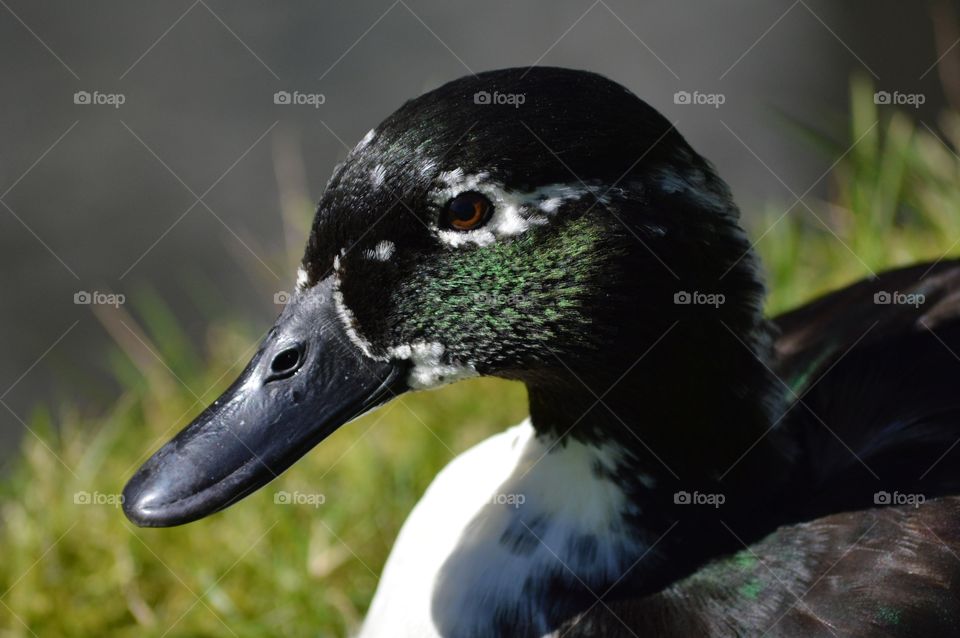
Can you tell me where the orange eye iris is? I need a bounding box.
[443,192,492,231]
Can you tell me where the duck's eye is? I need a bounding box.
[442,192,492,231]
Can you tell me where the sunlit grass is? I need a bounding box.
[761,77,960,314]
[2,82,959,637]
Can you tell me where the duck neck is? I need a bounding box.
[520,322,798,593]
[427,328,796,638]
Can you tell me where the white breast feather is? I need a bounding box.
[359,420,641,638]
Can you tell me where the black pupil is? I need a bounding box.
[272,348,300,373]
[450,194,482,220]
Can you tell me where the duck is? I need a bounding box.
[122,67,960,637]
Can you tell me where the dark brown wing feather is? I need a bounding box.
[774,260,960,385]
[561,499,960,637]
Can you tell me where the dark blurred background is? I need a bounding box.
[2,0,958,463]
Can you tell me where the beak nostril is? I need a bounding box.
[272,348,300,372]
[266,346,304,382]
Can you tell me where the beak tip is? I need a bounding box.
[122,476,161,527]
[122,505,159,528]
[122,471,190,528]
[121,463,238,528]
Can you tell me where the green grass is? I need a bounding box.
[761,77,960,314]
[2,81,960,637]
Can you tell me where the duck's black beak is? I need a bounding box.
[122,278,405,527]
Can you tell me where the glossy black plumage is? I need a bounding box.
[561,260,960,637]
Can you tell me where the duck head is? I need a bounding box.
[123,67,780,528]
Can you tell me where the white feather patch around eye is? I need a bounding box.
[432,171,608,248]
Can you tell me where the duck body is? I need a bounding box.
[363,258,960,638]
[121,67,960,637]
